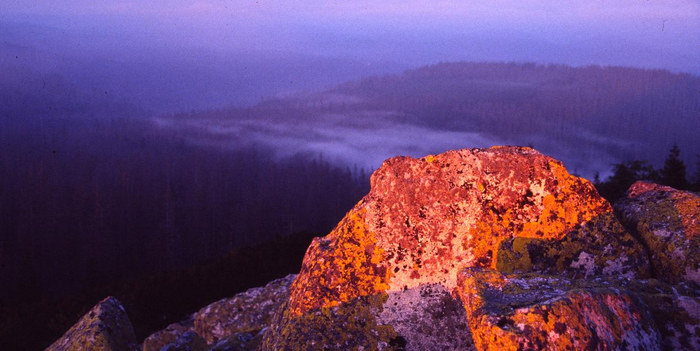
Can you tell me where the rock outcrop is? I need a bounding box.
[48,146,700,351]
[46,296,137,351]
[615,181,700,285]
[261,146,652,349]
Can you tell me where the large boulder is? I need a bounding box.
[46,296,137,351]
[262,146,650,349]
[615,181,700,285]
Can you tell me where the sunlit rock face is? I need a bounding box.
[287,146,645,314]
[457,268,661,351]
[262,146,651,349]
[46,297,137,351]
[615,181,700,285]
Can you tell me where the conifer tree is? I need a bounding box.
[595,160,656,203]
[692,154,700,192]
[660,144,688,190]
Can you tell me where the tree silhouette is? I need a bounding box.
[660,144,688,190]
[691,154,700,192]
[595,160,657,203]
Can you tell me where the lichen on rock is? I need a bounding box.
[46,296,138,351]
[286,147,622,314]
[496,211,649,279]
[376,284,475,351]
[141,274,295,351]
[457,268,662,351]
[261,294,400,350]
[142,320,192,351]
[623,279,700,350]
[615,181,700,285]
[265,146,640,350]
[193,274,296,344]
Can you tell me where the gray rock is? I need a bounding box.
[47,296,137,351]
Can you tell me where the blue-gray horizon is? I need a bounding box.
[3,0,699,74]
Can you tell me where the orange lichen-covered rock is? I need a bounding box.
[615,181,700,285]
[286,209,390,316]
[496,211,649,279]
[46,297,137,351]
[287,147,625,316]
[265,146,647,349]
[457,268,661,351]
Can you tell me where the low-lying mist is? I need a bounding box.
[155,62,700,180]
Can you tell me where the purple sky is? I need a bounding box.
[3,0,698,72]
[2,1,698,112]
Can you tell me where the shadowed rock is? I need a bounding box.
[193,274,295,345]
[160,330,207,351]
[376,284,476,350]
[142,274,295,351]
[623,279,699,350]
[46,296,137,351]
[142,320,192,351]
[615,181,700,285]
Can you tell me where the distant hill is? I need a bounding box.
[161,62,700,179]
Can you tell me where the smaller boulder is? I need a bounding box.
[209,329,266,351]
[193,274,296,345]
[161,330,207,351]
[141,320,192,351]
[141,275,295,350]
[615,181,700,285]
[46,296,137,351]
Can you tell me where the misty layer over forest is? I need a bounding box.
[160,62,700,179]
[0,115,368,303]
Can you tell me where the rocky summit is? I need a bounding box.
[49,146,699,350]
